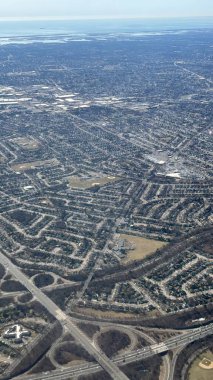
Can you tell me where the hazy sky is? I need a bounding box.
[0,0,213,20]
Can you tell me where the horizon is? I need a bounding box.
[0,0,212,20]
[0,15,213,22]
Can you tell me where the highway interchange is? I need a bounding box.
[16,323,213,380]
[0,25,212,380]
[1,250,212,380]
[0,250,128,380]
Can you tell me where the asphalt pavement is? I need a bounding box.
[17,322,213,380]
[1,251,212,380]
[0,251,129,380]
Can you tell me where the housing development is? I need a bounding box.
[0,26,212,380]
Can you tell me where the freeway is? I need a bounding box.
[17,322,213,380]
[17,363,101,380]
[0,251,129,380]
[114,323,213,365]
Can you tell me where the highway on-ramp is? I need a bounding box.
[17,322,213,380]
[114,323,213,365]
[1,250,213,380]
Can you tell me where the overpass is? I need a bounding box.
[16,323,213,380]
[0,250,129,380]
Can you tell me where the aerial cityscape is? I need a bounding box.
[0,11,212,380]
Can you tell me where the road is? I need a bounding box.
[164,354,171,380]
[168,345,185,380]
[16,322,213,380]
[0,251,129,380]
[114,323,213,365]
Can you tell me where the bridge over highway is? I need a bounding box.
[1,250,212,380]
[0,251,129,380]
[16,323,213,380]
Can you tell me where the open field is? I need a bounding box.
[75,307,140,320]
[67,175,119,189]
[11,137,40,150]
[11,159,59,172]
[120,234,167,262]
[188,350,213,380]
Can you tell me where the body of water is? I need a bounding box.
[0,17,212,38]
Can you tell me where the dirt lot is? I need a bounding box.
[11,159,59,172]
[67,175,119,189]
[119,234,167,262]
[188,350,213,380]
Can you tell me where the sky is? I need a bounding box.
[0,0,212,20]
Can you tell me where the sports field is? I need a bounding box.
[188,350,213,380]
[12,137,40,150]
[67,175,119,189]
[11,158,58,172]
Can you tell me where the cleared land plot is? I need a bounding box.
[11,159,59,172]
[75,307,141,320]
[67,175,119,189]
[188,350,213,380]
[11,137,40,150]
[120,234,167,262]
